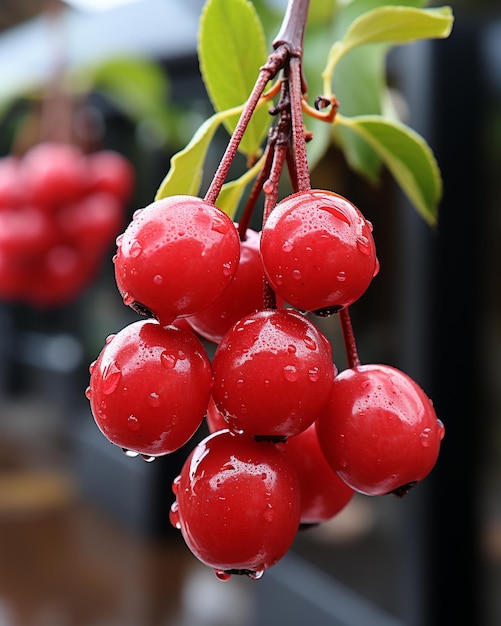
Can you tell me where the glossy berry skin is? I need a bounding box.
[87,319,212,457]
[284,424,354,525]
[21,141,88,208]
[186,228,264,344]
[315,364,445,496]
[114,196,240,325]
[260,189,378,314]
[170,429,301,578]
[87,150,135,201]
[211,308,335,438]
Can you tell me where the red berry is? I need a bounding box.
[211,308,335,438]
[186,228,264,343]
[206,395,227,434]
[87,319,212,457]
[21,142,88,208]
[58,191,123,251]
[87,150,135,201]
[113,196,241,325]
[0,156,24,208]
[170,429,301,578]
[315,364,445,496]
[284,424,354,525]
[260,189,378,314]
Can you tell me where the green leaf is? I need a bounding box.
[344,5,454,46]
[216,155,265,219]
[155,105,243,200]
[332,45,388,181]
[337,114,442,224]
[198,0,271,157]
[324,6,454,75]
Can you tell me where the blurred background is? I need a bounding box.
[0,0,499,624]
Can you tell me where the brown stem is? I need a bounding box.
[339,307,361,369]
[204,47,288,206]
[273,0,311,57]
[237,138,276,240]
[289,56,311,193]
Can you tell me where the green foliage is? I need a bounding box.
[337,114,442,225]
[155,104,246,201]
[159,0,453,224]
[198,0,271,158]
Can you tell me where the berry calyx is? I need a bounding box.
[260,189,378,313]
[315,364,445,496]
[87,319,212,457]
[113,195,241,325]
[170,429,301,579]
[211,308,335,438]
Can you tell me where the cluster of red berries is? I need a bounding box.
[0,141,134,308]
[86,190,444,580]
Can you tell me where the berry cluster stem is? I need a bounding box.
[203,48,287,206]
[339,307,361,369]
[203,0,311,207]
[289,56,311,193]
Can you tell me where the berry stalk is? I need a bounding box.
[203,0,311,206]
[339,307,361,369]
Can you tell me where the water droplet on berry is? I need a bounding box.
[264,506,274,522]
[141,454,156,462]
[249,569,264,580]
[148,392,161,407]
[292,269,302,280]
[123,292,134,306]
[420,428,432,447]
[373,257,380,277]
[356,235,371,255]
[275,274,283,286]
[282,241,293,253]
[336,271,347,282]
[129,240,143,258]
[325,204,351,226]
[153,274,163,285]
[115,233,124,246]
[305,246,313,256]
[84,386,91,399]
[127,415,140,430]
[132,208,143,220]
[214,570,231,581]
[211,214,230,234]
[339,458,348,468]
[437,419,445,440]
[161,351,177,369]
[283,365,298,382]
[172,475,181,495]
[169,502,181,529]
[222,261,234,276]
[122,448,139,458]
[102,361,121,394]
[303,336,317,351]
[308,367,320,382]
[287,344,297,354]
